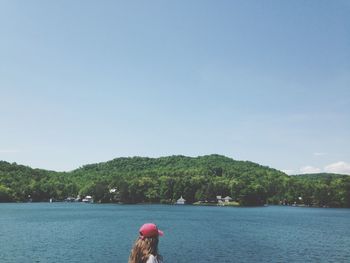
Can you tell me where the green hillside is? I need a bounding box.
[0,155,349,207]
[70,155,288,205]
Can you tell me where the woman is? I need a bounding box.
[128,223,164,263]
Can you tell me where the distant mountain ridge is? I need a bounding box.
[292,173,349,179]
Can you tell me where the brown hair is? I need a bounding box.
[128,236,162,263]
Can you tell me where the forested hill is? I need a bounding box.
[0,155,349,207]
[70,155,288,205]
[73,154,284,179]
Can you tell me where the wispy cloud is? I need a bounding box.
[0,149,20,154]
[324,161,350,175]
[313,152,327,156]
[298,161,350,175]
[300,166,322,174]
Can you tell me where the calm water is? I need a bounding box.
[0,204,349,263]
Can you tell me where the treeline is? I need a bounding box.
[0,155,349,207]
[285,173,350,207]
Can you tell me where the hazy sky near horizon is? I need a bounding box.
[1,0,349,174]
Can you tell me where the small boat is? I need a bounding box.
[64,197,75,202]
[82,195,94,203]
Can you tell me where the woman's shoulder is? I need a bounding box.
[146,254,163,263]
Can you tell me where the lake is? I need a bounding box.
[0,203,349,263]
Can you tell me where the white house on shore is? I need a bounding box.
[223,196,233,203]
[216,195,233,205]
[176,196,186,205]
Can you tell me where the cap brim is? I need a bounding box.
[158,230,164,236]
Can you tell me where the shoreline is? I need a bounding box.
[1,201,348,209]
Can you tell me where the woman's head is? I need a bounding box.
[139,223,163,239]
[128,223,163,263]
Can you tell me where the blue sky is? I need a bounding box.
[0,0,349,174]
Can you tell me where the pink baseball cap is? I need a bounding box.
[139,223,164,238]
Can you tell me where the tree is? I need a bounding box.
[0,185,12,202]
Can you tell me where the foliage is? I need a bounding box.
[0,156,349,207]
